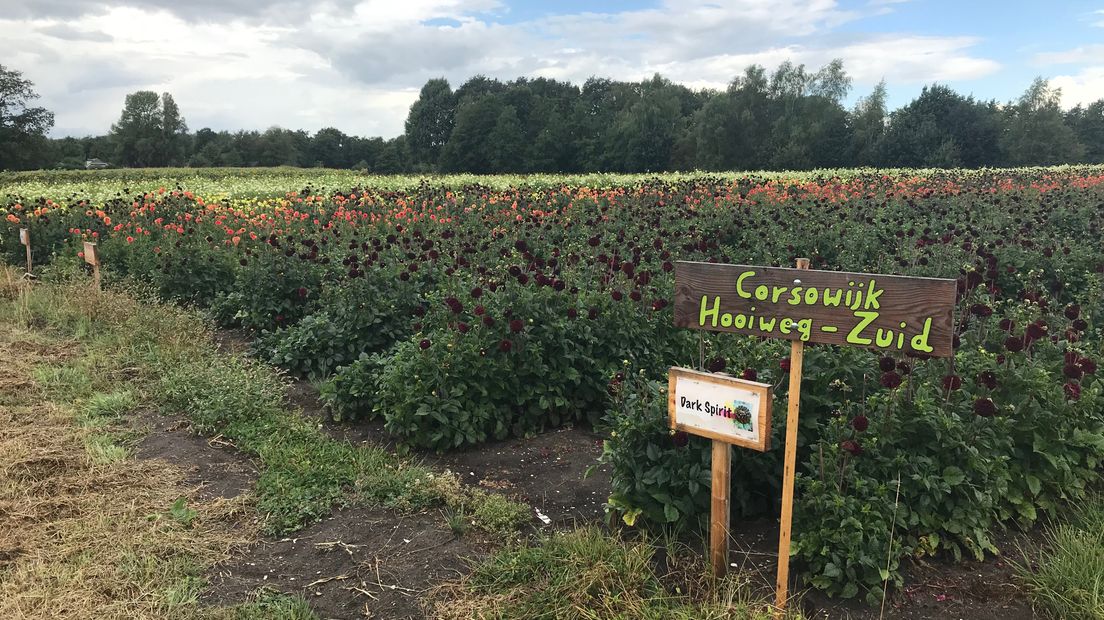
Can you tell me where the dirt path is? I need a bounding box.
[202,507,484,620]
[289,380,613,527]
[132,400,492,619]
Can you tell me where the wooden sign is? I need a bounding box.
[668,367,773,577]
[668,367,771,451]
[671,258,958,614]
[19,228,31,275]
[673,262,957,357]
[82,242,101,290]
[82,241,99,266]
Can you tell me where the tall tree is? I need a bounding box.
[258,127,304,166]
[0,65,54,170]
[160,92,188,166]
[766,59,851,169]
[608,75,684,172]
[110,91,164,167]
[1000,78,1084,165]
[487,105,525,173]
[310,127,350,168]
[1066,100,1104,163]
[850,80,888,166]
[439,95,502,173]
[692,65,773,171]
[574,78,635,171]
[880,85,1001,168]
[404,78,456,168]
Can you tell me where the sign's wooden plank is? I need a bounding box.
[673,261,957,357]
[83,241,99,266]
[668,367,772,452]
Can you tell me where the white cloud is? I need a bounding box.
[1033,44,1104,66]
[1051,66,1104,107]
[0,0,1006,138]
[1032,42,1104,108]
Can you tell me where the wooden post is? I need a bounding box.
[775,257,810,612]
[20,228,31,275]
[83,241,100,290]
[710,439,731,577]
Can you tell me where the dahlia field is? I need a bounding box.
[3,166,1102,601]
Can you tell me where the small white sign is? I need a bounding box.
[668,367,772,451]
[19,228,28,246]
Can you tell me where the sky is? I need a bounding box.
[1,0,1102,139]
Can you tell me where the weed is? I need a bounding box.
[468,489,532,536]
[171,497,199,527]
[445,505,471,539]
[1015,495,1104,619]
[435,527,795,619]
[203,588,318,620]
[85,432,129,464]
[82,389,138,426]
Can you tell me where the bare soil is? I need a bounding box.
[203,507,488,620]
[288,379,612,526]
[135,411,258,500]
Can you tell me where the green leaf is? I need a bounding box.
[663,503,680,523]
[1025,474,1041,496]
[942,466,965,487]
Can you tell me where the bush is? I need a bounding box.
[257,272,418,379]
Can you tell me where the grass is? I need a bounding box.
[0,297,311,619]
[5,268,530,538]
[435,527,797,619]
[82,390,138,425]
[1015,494,1104,619]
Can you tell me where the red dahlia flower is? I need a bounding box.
[880,371,902,389]
[976,371,998,390]
[973,397,997,417]
[841,439,863,456]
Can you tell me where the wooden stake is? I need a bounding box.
[20,228,31,275]
[775,257,810,613]
[83,241,100,290]
[710,439,731,577]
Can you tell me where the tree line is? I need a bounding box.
[1,61,1102,173]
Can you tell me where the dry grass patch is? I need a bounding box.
[0,309,257,620]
